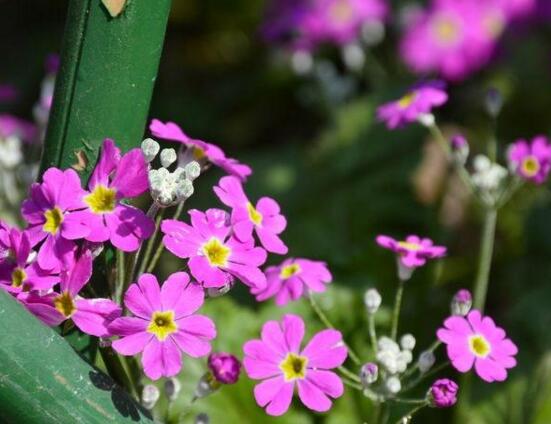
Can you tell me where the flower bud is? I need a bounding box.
[195,413,210,424]
[141,138,160,162]
[400,334,416,351]
[451,289,472,316]
[185,161,201,181]
[418,350,435,373]
[428,378,458,408]
[208,353,241,385]
[364,288,382,314]
[484,88,504,118]
[360,362,378,386]
[385,376,401,394]
[194,373,219,399]
[397,258,414,281]
[141,384,160,410]
[450,134,469,165]
[164,377,181,402]
[417,113,435,127]
[160,148,177,168]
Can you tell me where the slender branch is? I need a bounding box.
[390,281,404,341]
[308,292,362,365]
[115,250,125,305]
[395,402,429,424]
[368,313,378,354]
[137,208,165,278]
[402,361,450,392]
[338,365,362,383]
[473,209,497,312]
[342,377,363,391]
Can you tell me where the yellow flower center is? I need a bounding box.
[84,184,117,214]
[280,263,301,279]
[202,237,231,267]
[398,241,421,251]
[330,0,353,23]
[247,202,263,226]
[54,291,76,318]
[398,92,417,109]
[43,207,64,235]
[432,15,461,45]
[193,147,206,160]
[147,310,178,341]
[521,156,540,177]
[11,267,27,288]
[469,334,491,358]
[280,353,308,382]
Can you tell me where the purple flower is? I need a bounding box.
[22,168,90,270]
[377,81,448,129]
[109,272,216,380]
[161,209,267,290]
[214,176,288,254]
[376,234,446,269]
[0,114,37,143]
[253,258,332,305]
[429,378,458,408]
[150,119,252,181]
[208,352,242,384]
[507,136,551,184]
[243,314,347,416]
[74,139,155,252]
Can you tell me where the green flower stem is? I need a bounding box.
[342,378,364,391]
[99,346,138,399]
[402,361,450,392]
[308,292,362,365]
[115,249,125,304]
[338,365,362,383]
[137,208,165,278]
[473,208,497,312]
[395,402,429,424]
[401,340,441,380]
[390,280,404,341]
[368,313,378,354]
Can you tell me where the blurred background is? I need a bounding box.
[2,0,551,422]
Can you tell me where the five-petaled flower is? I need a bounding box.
[252,258,332,306]
[376,234,446,273]
[161,208,267,290]
[507,136,551,184]
[214,175,288,254]
[243,314,347,416]
[109,272,216,380]
[437,310,518,382]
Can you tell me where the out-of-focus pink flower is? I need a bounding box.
[243,314,347,416]
[437,310,518,382]
[507,136,551,184]
[109,272,216,380]
[252,258,332,305]
[376,234,446,269]
[0,114,37,143]
[377,81,448,129]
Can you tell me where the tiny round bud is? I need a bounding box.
[361,20,385,46]
[141,138,160,162]
[364,288,382,314]
[164,377,182,402]
[194,373,218,399]
[417,113,435,127]
[175,179,194,200]
[385,376,401,394]
[485,88,504,118]
[418,350,436,373]
[141,384,160,410]
[400,334,416,351]
[195,413,210,424]
[160,148,177,168]
[397,258,414,281]
[428,378,458,408]
[291,50,313,75]
[360,362,378,386]
[184,161,201,181]
[342,43,365,71]
[450,134,469,165]
[451,289,472,316]
[208,353,241,385]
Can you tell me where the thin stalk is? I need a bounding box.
[99,347,138,399]
[338,365,362,383]
[308,292,362,365]
[115,249,125,305]
[473,209,497,312]
[402,361,450,392]
[401,340,441,379]
[390,281,404,341]
[137,208,165,278]
[393,398,427,405]
[395,402,429,424]
[342,378,363,391]
[368,313,378,354]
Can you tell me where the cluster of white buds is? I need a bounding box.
[471,155,507,202]
[376,336,413,376]
[141,138,201,207]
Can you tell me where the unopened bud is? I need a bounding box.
[141,384,160,410]
[364,288,382,314]
[450,134,469,165]
[385,376,401,394]
[417,113,435,127]
[208,353,241,385]
[195,413,210,424]
[451,289,472,316]
[165,377,182,402]
[400,334,416,351]
[160,148,177,168]
[397,258,414,281]
[185,161,201,181]
[418,350,436,373]
[141,138,160,162]
[360,362,378,386]
[485,88,504,118]
[194,373,220,400]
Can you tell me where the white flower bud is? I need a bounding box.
[364,288,382,314]
[418,350,436,373]
[397,258,414,281]
[385,376,401,394]
[417,113,435,127]
[400,334,416,351]
[141,138,160,162]
[175,179,194,200]
[165,377,181,402]
[184,161,201,181]
[451,289,472,316]
[141,384,160,410]
[360,363,378,386]
[160,148,177,168]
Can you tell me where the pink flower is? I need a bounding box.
[161,209,267,290]
[377,81,448,129]
[24,251,121,336]
[376,234,446,268]
[243,314,347,416]
[0,114,36,143]
[150,119,252,181]
[0,227,59,293]
[252,258,332,306]
[507,136,551,184]
[437,310,518,382]
[109,272,216,380]
[208,352,242,384]
[429,378,458,408]
[214,176,288,254]
[74,139,154,252]
[22,168,90,270]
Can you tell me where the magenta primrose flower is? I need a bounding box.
[214,176,288,254]
[377,81,448,129]
[244,314,347,416]
[376,234,446,269]
[0,227,59,293]
[507,136,551,184]
[252,258,332,306]
[109,272,216,380]
[437,310,518,382]
[22,168,90,270]
[27,251,121,336]
[150,119,252,181]
[75,139,154,252]
[161,209,267,290]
